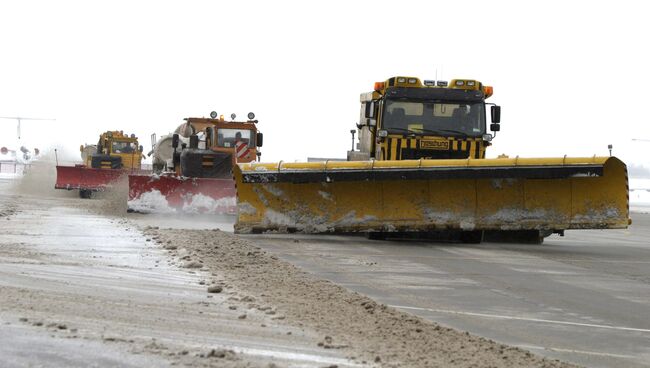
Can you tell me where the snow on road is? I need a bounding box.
[0,181,354,367]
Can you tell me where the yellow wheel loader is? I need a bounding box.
[234,76,630,243]
[55,131,147,198]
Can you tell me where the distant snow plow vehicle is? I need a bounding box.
[127,112,263,213]
[55,131,147,198]
[233,76,630,243]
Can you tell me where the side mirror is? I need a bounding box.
[256,132,263,147]
[189,134,199,149]
[491,105,501,124]
[490,123,501,132]
[365,101,376,119]
[205,128,212,147]
[139,145,144,152]
[172,134,179,149]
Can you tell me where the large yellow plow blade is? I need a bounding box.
[233,157,629,234]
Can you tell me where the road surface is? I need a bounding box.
[0,179,355,367]
[245,214,650,368]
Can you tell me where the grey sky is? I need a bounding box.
[2,0,649,166]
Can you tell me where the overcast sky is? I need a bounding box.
[2,0,649,167]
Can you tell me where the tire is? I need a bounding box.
[460,230,484,244]
[79,189,92,199]
[484,230,544,244]
[366,232,387,240]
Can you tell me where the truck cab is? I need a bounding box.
[170,113,263,179]
[84,131,143,169]
[350,76,501,161]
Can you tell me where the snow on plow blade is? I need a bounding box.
[128,174,236,214]
[233,157,630,234]
[55,165,131,191]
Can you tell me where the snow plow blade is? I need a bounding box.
[55,165,128,191]
[128,174,236,214]
[233,157,630,234]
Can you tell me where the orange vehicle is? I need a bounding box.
[128,112,263,213]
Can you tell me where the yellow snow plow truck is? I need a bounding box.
[233,76,630,243]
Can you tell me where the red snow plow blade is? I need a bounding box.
[55,165,133,191]
[128,174,236,214]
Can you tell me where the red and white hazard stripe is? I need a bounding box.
[235,141,250,161]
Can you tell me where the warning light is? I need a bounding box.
[483,86,493,98]
[374,82,385,92]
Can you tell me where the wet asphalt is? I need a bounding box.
[246,213,650,368]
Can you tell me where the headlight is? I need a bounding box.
[378,130,388,138]
[482,134,493,142]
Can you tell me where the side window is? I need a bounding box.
[360,101,378,127]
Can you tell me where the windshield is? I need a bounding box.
[111,140,137,153]
[216,128,254,148]
[382,99,485,137]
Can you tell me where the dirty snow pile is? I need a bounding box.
[143,226,578,368]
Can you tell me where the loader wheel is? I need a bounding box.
[483,230,544,244]
[366,232,387,240]
[79,189,92,199]
[460,230,484,244]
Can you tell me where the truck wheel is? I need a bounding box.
[483,230,544,244]
[79,189,92,199]
[460,230,484,244]
[366,232,387,240]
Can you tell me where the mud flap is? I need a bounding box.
[233,157,629,234]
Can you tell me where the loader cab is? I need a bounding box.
[110,140,137,154]
[179,115,263,169]
[92,131,143,170]
[170,114,263,179]
[208,123,262,164]
[352,76,500,162]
